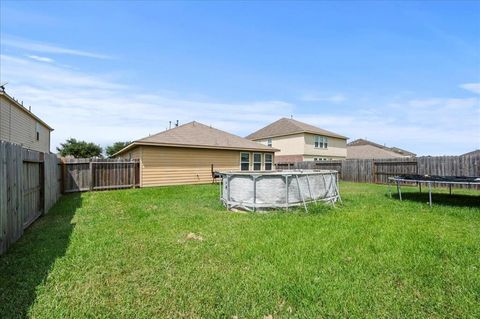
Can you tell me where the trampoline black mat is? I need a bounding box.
[394,174,480,183]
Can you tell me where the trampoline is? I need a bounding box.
[388,174,480,207]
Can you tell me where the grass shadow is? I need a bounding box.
[387,191,480,208]
[0,193,81,318]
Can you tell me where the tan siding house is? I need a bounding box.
[247,118,347,163]
[0,89,53,153]
[115,121,277,187]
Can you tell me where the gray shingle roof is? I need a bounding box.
[346,139,416,159]
[246,118,347,140]
[116,121,278,155]
[461,149,480,156]
[347,145,409,159]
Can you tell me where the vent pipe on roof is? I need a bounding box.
[169,121,171,129]
[176,120,179,127]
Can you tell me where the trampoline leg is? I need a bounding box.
[397,181,402,201]
[449,184,452,195]
[428,182,432,207]
[419,183,422,193]
[388,180,392,198]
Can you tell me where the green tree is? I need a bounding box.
[57,138,103,158]
[105,141,131,157]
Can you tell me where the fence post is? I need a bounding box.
[89,160,94,191]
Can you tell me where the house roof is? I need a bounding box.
[114,121,279,156]
[0,89,54,131]
[347,144,409,159]
[461,149,480,156]
[388,147,416,157]
[245,117,348,140]
[346,139,416,159]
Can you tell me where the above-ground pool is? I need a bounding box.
[219,170,341,212]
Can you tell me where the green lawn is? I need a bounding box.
[1,182,479,318]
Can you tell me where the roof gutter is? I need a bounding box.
[113,141,279,157]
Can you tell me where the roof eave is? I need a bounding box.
[113,141,279,157]
[0,91,54,131]
[250,130,348,140]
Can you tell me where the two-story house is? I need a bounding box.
[246,118,347,163]
[0,88,53,153]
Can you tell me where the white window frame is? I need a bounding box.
[267,138,272,147]
[264,153,273,170]
[35,122,40,141]
[253,153,262,171]
[240,152,250,171]
[314,135,328,149]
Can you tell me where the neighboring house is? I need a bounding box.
[347,139,416,159]
[0,88,53,153]
[461,150,480,157]
[246,117,348,163]
[114,121,278,187]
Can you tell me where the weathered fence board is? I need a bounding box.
[289,155,480,188]
[0,141,61,255]
[61,158,140,193]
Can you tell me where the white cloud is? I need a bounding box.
[3,36,111,59]
[0,54,293,151]
[300,93,347,103]
[1,46,478,156]
[26,55,54,63]
[407,97,478,109]
[295,92,480,156]
[460,83,480,94]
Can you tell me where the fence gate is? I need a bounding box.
[22,160,44,229]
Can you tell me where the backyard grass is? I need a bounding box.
[0,182,479,318]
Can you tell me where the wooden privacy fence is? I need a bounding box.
[61,158,140,193]
[292,155,480,187]
[0,141,61,255]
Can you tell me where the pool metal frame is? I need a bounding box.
[219,170,341,212]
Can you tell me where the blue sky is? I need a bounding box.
[1,1,479,155]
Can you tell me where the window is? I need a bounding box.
[267,138,272,147]
[253,153,262,171]
[240,152,250,171]
[35,122,40,141]
[264,153,273,170]
[314,135,328,149]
